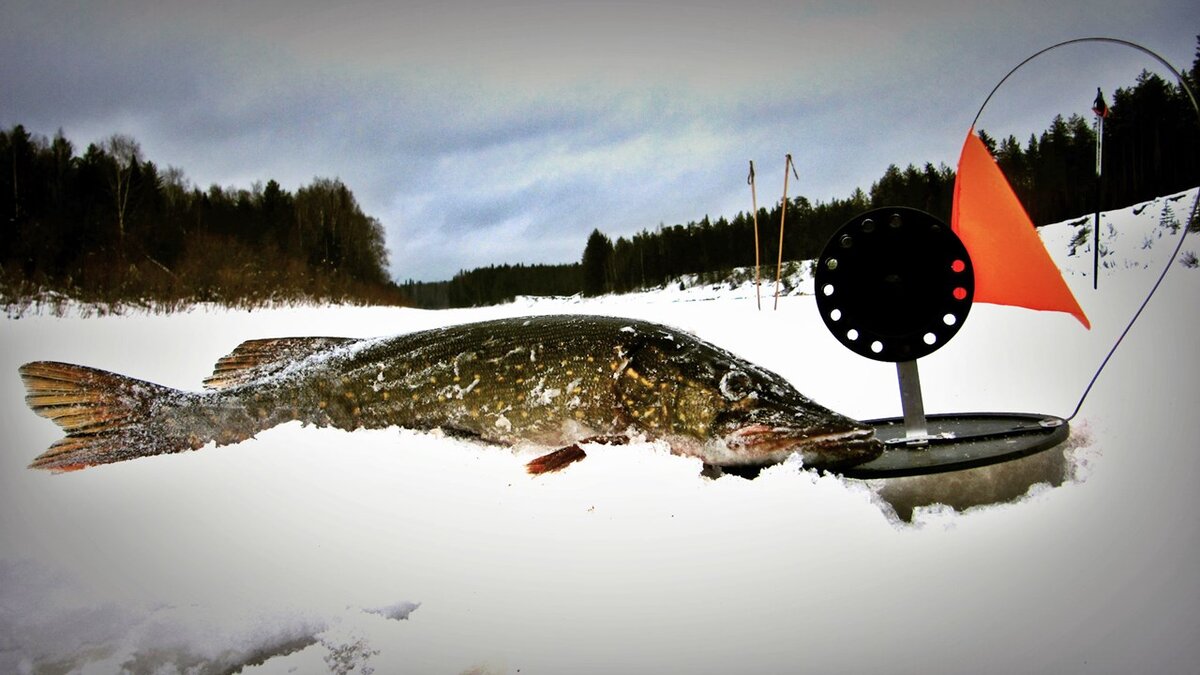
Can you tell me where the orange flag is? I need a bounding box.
[951,128,1090,329]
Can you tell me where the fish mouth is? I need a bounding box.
[727,423,883,469]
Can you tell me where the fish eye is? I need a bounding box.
[719,370,754,401]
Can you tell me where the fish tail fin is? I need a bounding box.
[19,361,205,472]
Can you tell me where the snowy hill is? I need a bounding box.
[1,189,1197,674]
[1045,188,1199,275]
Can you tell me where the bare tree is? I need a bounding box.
[161,165,189,209]
[102,133,143,253]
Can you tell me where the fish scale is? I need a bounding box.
[19,315,882,473]
[287,316,637,445]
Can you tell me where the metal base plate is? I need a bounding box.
[840,412,1070,479]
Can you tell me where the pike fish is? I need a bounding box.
[19,315,882,474]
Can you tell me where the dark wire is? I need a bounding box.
[1066,187,1199,421]
[968,37,1200,422]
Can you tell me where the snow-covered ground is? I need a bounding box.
[2,189,1198,673]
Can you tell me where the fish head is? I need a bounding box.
[618,333,882,471]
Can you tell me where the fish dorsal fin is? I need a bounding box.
[203,337,359,389]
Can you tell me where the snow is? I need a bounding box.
[2,189,1199,673]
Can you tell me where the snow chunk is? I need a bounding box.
[363,601,421,622]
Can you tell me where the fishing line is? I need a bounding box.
[970,37,1200,422]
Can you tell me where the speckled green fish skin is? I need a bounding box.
[20,315,883,473]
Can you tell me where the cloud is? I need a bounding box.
[384,98,751,278]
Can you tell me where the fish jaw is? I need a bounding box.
[717,423,883,471]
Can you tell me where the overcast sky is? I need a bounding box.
[1,1,1196,282]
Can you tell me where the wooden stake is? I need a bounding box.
[774,154,798,310]
[748,161,761,310]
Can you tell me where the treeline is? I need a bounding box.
[1,128,404,308]
[983,70,1200,225]
[580,188,888,296]
[400,262,582,307]
[404,161,954,305]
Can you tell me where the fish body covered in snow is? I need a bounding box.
[19,315,882,474]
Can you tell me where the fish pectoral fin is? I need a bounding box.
[526,445,588,475]
[524,436,629,474]
[204,337,359,389]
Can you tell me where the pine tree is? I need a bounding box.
[581,229,613,296]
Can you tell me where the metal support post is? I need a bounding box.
[896,360,928,445]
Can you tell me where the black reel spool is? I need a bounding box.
[814,207,973,362]
[814,207,1068,479]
